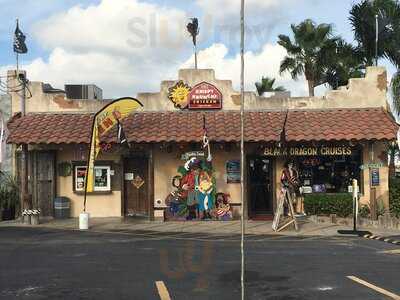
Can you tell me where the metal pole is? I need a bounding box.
[375,14,378,66]
[352,179,358,232]
[16,19,19,72]
[16,54,19,75]
[240,0,245,299]
[194,44,198,69]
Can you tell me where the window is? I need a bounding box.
[294,149,363,194]
[74,166,111,192]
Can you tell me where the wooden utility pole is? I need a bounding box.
[19,72,29,215]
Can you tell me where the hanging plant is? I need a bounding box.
[58,162,72,177]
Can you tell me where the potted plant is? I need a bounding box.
[0,172,19,221]
[30,209,40,225]
[22,209,40,225]
[22,209,31,224]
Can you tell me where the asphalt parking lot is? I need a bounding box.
[0,226,399,300]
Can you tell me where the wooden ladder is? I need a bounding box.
[272,187,299,232]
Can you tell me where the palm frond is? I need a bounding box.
[391,70,400,117]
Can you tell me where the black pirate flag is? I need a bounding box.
[14,20,28,54]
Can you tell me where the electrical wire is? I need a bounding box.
[0,73,31,97]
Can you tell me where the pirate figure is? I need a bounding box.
[197,170,214,219]
[181,160,201,220]
[281,160,300,215]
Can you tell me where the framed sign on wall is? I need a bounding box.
[226,160,240,183]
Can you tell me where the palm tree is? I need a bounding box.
[391,71,400,117]
[349,0,400,66]
[278,19,339,96]
[350,0,400,178]
[323,40,365,89]
[387,142,399,178]
[350,0,400,115]
[255,76,286,96]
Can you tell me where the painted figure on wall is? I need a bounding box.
[197,170,214,219]
[214,193,232,221]
[181,162,201,220]
[165,157,217,221]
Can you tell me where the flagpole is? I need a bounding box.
[194,44,198,69]
[375,14,378,66]
[15,19,19,73]
[240,0,245,299]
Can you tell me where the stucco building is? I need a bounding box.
[6,66,399,220]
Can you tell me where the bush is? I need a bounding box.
[390,178,400,218]
[304,193,353,217]
[0,171,20,220]
[359,205,370,218]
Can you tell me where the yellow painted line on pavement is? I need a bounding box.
[347,276,400,300]
[380,249,400,254]
[155,281,171,300]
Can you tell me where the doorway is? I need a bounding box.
[247,156,273,218]
[123,157,149,217]
[17,151,56,217]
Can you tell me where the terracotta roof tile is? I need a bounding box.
[285,108,399,141]
[6,108,399,145]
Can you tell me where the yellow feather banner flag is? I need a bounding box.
[84,97,143,210]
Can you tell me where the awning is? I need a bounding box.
[7,108,399,145]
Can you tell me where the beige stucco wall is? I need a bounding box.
[8,66,389,115]
[153,144,241,208]
[136,66,389,112]
[7,70,111,115]
[361,142,390,208]
[56,145,122,218]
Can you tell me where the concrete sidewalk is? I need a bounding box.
[2,217,400,237]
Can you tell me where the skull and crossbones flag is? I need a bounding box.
[13,20,28,54]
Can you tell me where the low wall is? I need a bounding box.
[309,214,400,231]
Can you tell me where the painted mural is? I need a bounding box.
[165,157,232,221]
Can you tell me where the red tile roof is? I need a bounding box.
[285,108,399,142]
[7,108,399,145]
[7,113,93,144]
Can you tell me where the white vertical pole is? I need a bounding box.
[375,14,378,66]
[352,179,358,231]
[240,0,245,299]
[194,44,198,69]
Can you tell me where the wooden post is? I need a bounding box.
[370,187,377,220]
[148,145,154,221]
[19,72,28,217]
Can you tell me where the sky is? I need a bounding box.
[0,0,397,98]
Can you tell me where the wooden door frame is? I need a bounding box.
[30,150,57,217]
[246,155,274,218]
[121,147,154,220]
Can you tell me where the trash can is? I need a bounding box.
[54,197,70,219]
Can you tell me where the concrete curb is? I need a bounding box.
[361,233,400,246]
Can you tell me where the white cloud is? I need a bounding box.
[1,46,180,98]
[181,43,309,96]
[32,0,190,56]
[0,0,314,98]
[1,0,194,97]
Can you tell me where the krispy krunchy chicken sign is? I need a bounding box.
[168,81,223,110]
